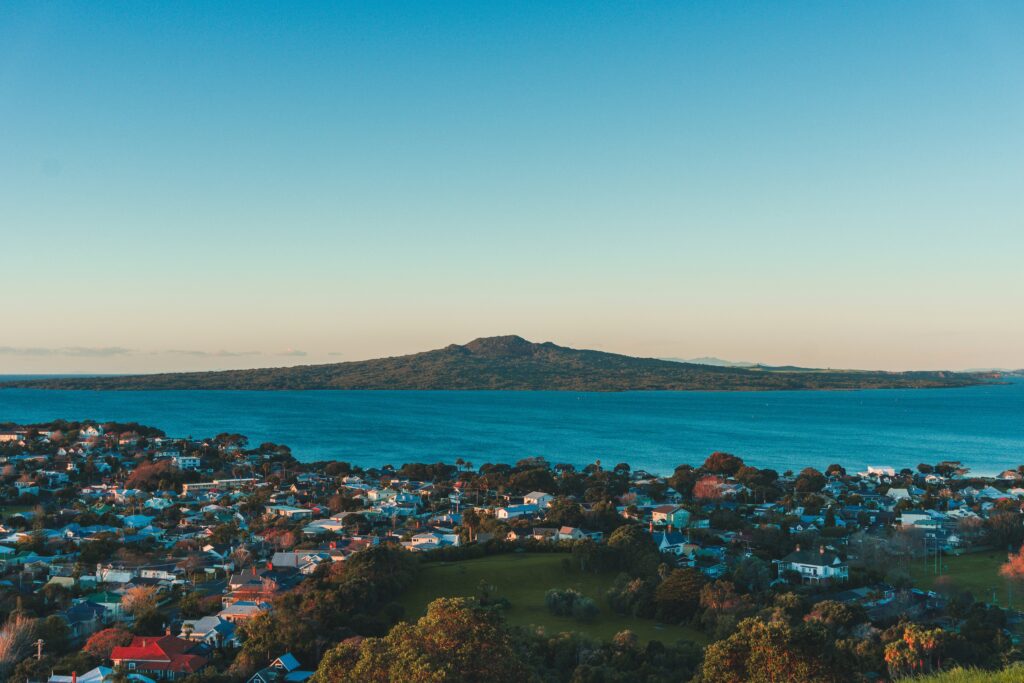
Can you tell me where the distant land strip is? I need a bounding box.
[0,336,999,392]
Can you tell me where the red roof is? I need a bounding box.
[111,635,208,673]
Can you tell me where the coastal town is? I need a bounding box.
[0,420,1023,682]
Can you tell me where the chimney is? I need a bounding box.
[668,524,673,533]
[820,545,825,555]
[72,673,77,683]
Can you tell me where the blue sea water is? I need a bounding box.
[0,380,1022,476]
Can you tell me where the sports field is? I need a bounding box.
[908,550,1018,609]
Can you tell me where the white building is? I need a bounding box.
[777,546,848,585]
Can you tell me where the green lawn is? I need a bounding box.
[909,551,1018,609]
[909,664,1024,682]
[398,553,708,645]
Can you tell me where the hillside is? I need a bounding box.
[0,336,994,392]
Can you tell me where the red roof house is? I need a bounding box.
[110,634,208,679]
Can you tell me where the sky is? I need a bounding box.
[1,3,1023,374]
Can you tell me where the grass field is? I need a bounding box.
[908,551,1018,609]
[909,664,1024,682]
[398,553,708,645]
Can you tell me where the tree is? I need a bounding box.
[543,498,585,528]
[703,452,744,476]
[693,475,723,502]
[312,597,531,683]
[794,468,826,494]
[545,589,599,622]
[606,524,659,576]
[655,568,705,623]
[999,544,1024,582]
[122,585,159,617]
[732,556,772,593]
[884,624,945,679]
[83,627,133,660]
[0,613,35,679]
[461,508,481,542]
[701,617,837,683]
[803,600,864,636]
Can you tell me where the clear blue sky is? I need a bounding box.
[2,3,1022,373]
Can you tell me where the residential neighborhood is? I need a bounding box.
[0,421,1023,681]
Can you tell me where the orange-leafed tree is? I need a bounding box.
[693,475,723,502]
[999,544,1024,582]
[83,627,133,659]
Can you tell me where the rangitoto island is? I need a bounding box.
[0,336,996,391]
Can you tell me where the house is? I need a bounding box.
[652,530,689,555]
[557,526,586,542]
[265,505,313,520]
[495,504,538,519]
[79,591,125,619]
[523,491,554,508]
[96,563,138,584]
[403,531,461,552]
[48,667,115,683]
[218,600,271,623]
[248,652,314,683]
[145,497,175,511]
[651,505,690,529]
[171,454,202,470]
[110,634,208,679]
[60,601,109,641]
[180,615,240,647]
[14,480,40,496]
[899,512,941,529]
[80,425,104,439]
[777,546,848,585]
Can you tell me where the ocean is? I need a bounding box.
[0,379,1021,476]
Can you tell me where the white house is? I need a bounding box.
[523,492,554,508]
[172,454,202,471]
[265,505,313,520]
[495,504,539,519]
[777,546,848,585]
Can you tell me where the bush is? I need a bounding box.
[571,596,599,622]
[545,588,599,622]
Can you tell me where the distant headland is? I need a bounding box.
[0,336,997,391]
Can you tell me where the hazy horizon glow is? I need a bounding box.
[2,3,1023,373]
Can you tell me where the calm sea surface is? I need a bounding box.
[0,380,1022,476]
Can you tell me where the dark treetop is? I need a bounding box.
[0,336,995,391]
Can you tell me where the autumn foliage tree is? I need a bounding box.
[999,544,1024,582]
[702,452,744,476]
[883,623,946,679]
[692,475,723,502]
[83,627,133,659]
[122,585,159,617]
